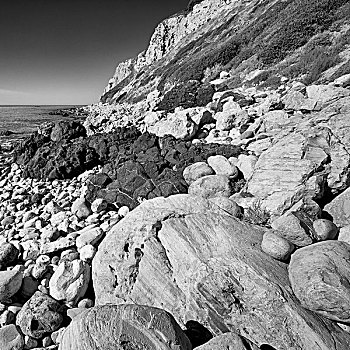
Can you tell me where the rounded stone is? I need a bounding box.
[289,241,350,322]
[207,155,238,178]
[313,219,338,241]
[188,175,232,199]
[261,231,294,261]
[0,324,24,350]
[183,162,214,185]
[0,243,20,270]
[208,197,242,218]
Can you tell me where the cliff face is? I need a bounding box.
[103,0,232,95]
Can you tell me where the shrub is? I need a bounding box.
[157,81,215,112]
[243,200,271,227]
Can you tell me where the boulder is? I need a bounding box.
[148,110,198,140]
[261,231,294,261]
[289,241,350,323]
[0,324,24,350]
[338,225,350,245]
[49,260,90,306]
[313,219,338,241]
[75,226,104,249]
[93,194,350,349]
[247,131,329,215]
[207,155,238,177]
[16,291,63,339]
[183,162,214,185]
[208,197,242,217]
[0,243,19,270]
[50,121,86,143]
[306,84,350,108]
[236,154,257,181]
[59,304,192,350]
[90,198,108,213]
[0,268,23,302]
[324,187,350,227]
[271,213,312,246]
[188,175,232,199]
[71,198,91,219]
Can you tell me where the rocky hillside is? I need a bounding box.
[101,0,350,106]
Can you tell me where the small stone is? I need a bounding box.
[0,243,20,270]
[0,324,24,350]
[271,213,312,247]
[261,231,295,261]
[77,298,94,308]
[0,267,23,302]
[79,245,96,262]
[49,260,91,306]
[0,310,15,326]
[313,219,338,241]
[16,291,63,339]
[42,335,53,347]
[183,162,214,185]
[118,206,129,217]
[76,227,104,249]
[91,198,108,213]
[24,335,38,349]
[71,198,92,219]
[207,155,239,178]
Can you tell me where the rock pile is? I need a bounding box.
[2,77,350,349]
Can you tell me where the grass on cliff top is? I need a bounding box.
[157,0,350,91]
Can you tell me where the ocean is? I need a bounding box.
[0,105,84,169]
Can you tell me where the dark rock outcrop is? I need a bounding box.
[15,122,242,209]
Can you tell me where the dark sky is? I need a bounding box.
[0,0,189,105]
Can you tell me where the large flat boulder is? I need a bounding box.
[93,194,350,350]
[246,130,329,215]
[59,304,192,350]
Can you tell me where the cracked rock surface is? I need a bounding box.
[93,194,350,350]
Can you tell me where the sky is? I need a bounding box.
[0,0,189,105]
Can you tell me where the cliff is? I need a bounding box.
[101,0,350,105]
[102,0,233,97]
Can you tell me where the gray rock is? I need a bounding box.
[261,231,294,261]
[75,226,104,250]
[271,213,312,247]
[0,324,24,350]
[0,243,19,270]
[188,175,232,199]
[93,194,350,349]
[71,198,91,219]
[0,267,23,302]
[338,225,350,245]
[148,110,198,140]
[208,197,242,217]
[325,187,350,227]
[313,219,338,241]
[59,304,192,350]
[207,155,238,177]
[183,162,214,185]
[16,291,63,339]
[90,198,107,213]
[49,259,90,306]
[289,241,350,323]
[246,131,329,215]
